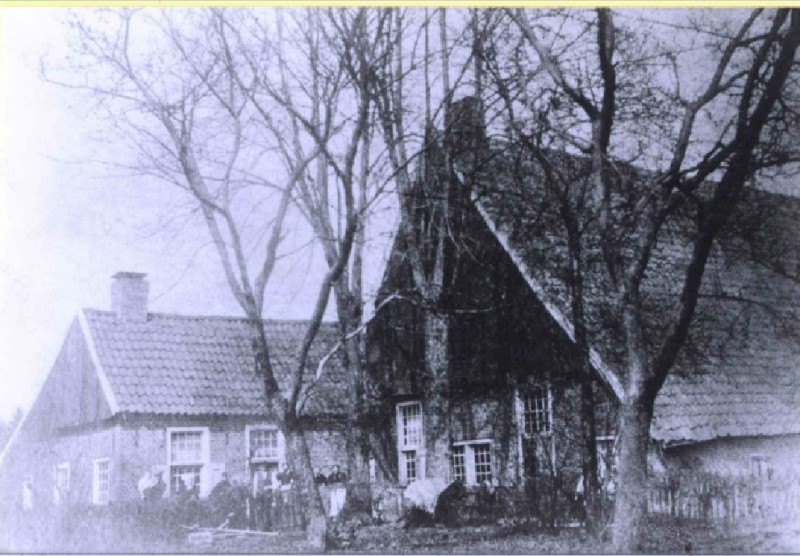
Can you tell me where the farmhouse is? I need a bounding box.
[0,272,349,510]
[365,98,800,493]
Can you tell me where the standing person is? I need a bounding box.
[313,467,327,485]
[276,463,297,527]
[327,464,347,518]
[137,469,157,500]
[144,467,166,502]
[252,468,268,531]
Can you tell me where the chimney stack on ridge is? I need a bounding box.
[111,272,149,323]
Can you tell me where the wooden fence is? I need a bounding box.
[647,472,800,523]
[249,487,306,531]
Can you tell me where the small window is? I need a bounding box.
[402,451,418,483]
[451,441,493,486]
[54,462,70,504]
[93,458,110,506]
[522,385,552,436]
[56,462,70,492]
[750,455,770,478]
[167,428,208,496]
[397,402,424,484]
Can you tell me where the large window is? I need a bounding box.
[450,441,494,486]
[167,428,208,496]
[247,426,284,491]
[397,402,424,484]
[521,384,552,436]
[248,427,282,461]
[92,458,110,506]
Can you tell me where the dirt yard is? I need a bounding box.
[190,516,800,554]
[4,508,798,553]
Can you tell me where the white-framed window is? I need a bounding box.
[246,425,284,462]
[397,402,424,484]
[451,445,467,483]
[246,425,285,492]
[451,441,494,486]
[750,454,770,478]
[520,384,553,436]
[167,427,209,497]
[53,462,70,504]
[92,458,110,506]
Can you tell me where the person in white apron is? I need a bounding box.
[327,465,347,518]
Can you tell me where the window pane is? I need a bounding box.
[251,429,280,459]
[171,464,202,493]
[56,467,69,492]
[96,461,109,505]
[451,445,466,483]
[473,444,493,485]
[402,450,417,482]
[400,404,422,448]
[523,386,552,435]
[171,431,203,463]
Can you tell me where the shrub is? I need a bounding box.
[403,506,435,529]
[434,480,468,527]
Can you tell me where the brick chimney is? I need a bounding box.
[111,272,149,323]
[444,96,488,172]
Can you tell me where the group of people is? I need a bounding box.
[313,464,347,486]
[137,467,168,501]
[313,464,348,517]
[250,463,302,530]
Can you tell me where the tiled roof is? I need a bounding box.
[82,309,349,417]
[472,148,800,446]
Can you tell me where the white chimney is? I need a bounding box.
[111,272,149,323]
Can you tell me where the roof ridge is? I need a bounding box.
[82,307,338,325]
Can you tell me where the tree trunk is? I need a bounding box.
[335,288,369,484]
[285,423,326,525]
[610,392,653,552]
[580,377,601,532]
[565,227,601,534]
[424,309,450,480]
[344,333,369,484]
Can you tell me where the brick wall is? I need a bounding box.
[1,414,347,510]
[116,415,347,501]
[306,429,348,471]
[0,424,119,511]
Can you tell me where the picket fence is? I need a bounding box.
[646,472,800,523]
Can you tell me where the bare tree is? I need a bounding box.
[490,7,800,550]
[49,6,387,529]
[210,7,393,483]
[369,7,488,480]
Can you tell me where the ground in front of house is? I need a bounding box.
[340,517,800,554]
[4,507,798,554]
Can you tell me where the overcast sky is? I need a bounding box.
[0,7,399,423]
[1,7,798,424]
